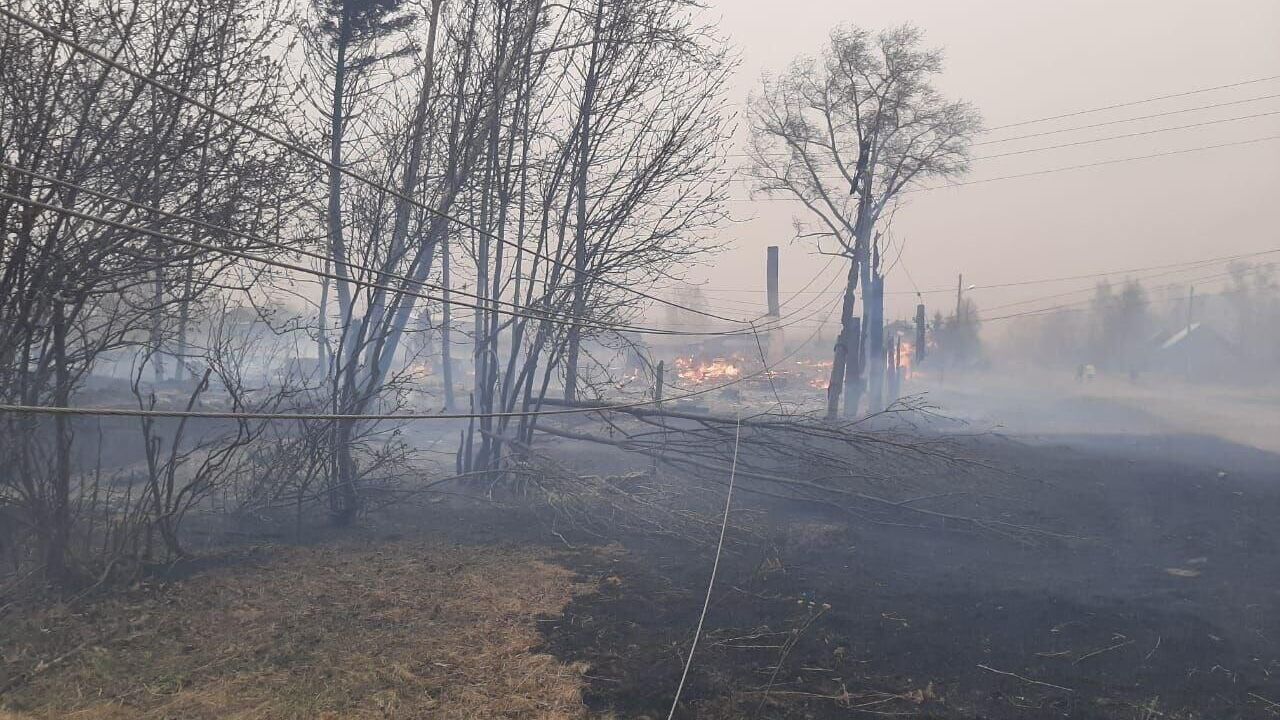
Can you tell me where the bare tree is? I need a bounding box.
[455,0,733,472]
[748,24,979,419]
[0,0,296,584]
[306,0,416,372]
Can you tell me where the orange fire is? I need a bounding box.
[894,340,915,378]
[675,356,742,384]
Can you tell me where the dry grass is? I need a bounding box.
[1,540,594,719]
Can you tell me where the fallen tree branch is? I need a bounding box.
[535,423,1082,543]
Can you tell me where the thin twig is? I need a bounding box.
[1074,637,1133,665]
[976,664,1074,693]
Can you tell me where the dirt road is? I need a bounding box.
[908,368,1280,454]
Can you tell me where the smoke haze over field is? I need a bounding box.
[4,3,1280,716]
[682,0,1280,330]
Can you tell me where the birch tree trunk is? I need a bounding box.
[562,0,605,402]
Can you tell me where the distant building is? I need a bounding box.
[1147,322,1240,380]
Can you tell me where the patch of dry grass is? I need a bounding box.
[1,540,593,719]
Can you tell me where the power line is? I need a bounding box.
[649,262,847,333]
[655,254,841,320]
[695,245,1280,298]
[0,189,819,339]
[905,134,1280,194]
[726,134,1280,201]
[931,248,1280,294]
[728,86,1280,160]
[979,260,1234,314]
[973,92,1280,146]
[0,7,745,326]
[982,286,1236,324]
[725,110,1280,183]
[2,161,827,336]
[982,74,1280,132]
[980,267,1248,323]
[971,109,1280,162]
[0,162,565,320]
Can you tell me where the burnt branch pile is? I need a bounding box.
[528,399,1075,545]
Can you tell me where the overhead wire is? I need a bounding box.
[0,7,748,326]
[2,161,816,337]
[5,9,1271,414]
[0,189,812,339]
[981,74,1280,132]
[970,109,1280,161]
[980,266,1249,323]
[15,6,1270,331]
[724,133,1280,200]
[694,245,1280,298]
[724,111,1280,184]
[658,253,842,319]
[906,134,1280,194]
[978,259,1240,314]
[727,83,1280,160]
[973,92,1280,146]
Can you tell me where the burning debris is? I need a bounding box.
[675,355,744,384]
[668,353,840,394]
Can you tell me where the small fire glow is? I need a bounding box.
[675,356,742,384]
[895,340,915,378]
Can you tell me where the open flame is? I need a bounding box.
[675,356,742,384]
[894,340,915,378]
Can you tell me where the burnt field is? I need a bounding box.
[3,427,1279,719]
[530,431,1280,719]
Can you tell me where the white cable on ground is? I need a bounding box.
[666,413,743,720]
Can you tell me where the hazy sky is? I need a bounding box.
[683,0,1280,331]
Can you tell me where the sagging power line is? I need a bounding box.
[1,189,822,339]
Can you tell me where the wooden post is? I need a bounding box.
[654,360,665,405]
[653,360,665,474]
[914,302,927,364]
[766,246,780,317]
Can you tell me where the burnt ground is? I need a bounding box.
[3,426,1279,719]
[535,431,1280,719]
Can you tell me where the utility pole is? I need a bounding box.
[955,273,963,321]
[914,300,927,364]
[653,360,665,474]
[766,246,780,317]
[654,360,665,406]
